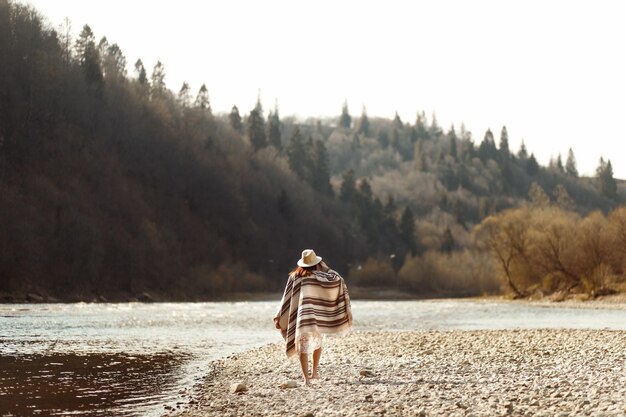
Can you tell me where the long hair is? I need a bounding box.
[290,263,322,278]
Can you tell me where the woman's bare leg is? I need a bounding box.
[312,348,322,379]
[299,353,310,385]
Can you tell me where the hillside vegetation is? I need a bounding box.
[1,0,623,301]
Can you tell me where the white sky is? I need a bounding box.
[25,0,626,178]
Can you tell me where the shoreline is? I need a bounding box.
[175,329,626,417]
[4,288,626,307]
[471,293,626,311]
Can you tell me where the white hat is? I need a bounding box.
[297,249,322,268]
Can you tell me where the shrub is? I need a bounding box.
[348,257,396,287]
[398,250,499,297]
[476,205,626,297]
[194,262,267,298]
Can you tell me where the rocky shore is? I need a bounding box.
[177,329,626,417]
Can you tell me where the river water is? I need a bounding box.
[2,300,626,416]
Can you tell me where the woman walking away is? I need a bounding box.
[273,249,352,385]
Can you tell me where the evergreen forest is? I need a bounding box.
[1,1,625,301]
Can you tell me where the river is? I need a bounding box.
[1,300,626,416]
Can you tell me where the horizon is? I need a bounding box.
[23,0,626,179]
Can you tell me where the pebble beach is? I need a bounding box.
[176,329,626,417]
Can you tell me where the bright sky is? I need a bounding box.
[25,0,626,178]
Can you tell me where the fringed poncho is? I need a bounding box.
[276,269,352,358]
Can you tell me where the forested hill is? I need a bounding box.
[0,1,623,301]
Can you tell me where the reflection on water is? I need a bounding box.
[2,299,626,416]
[0,352,183,416]
[0,302,281,417]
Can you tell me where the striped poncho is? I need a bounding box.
[276,269,352,358]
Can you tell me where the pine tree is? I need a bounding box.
[75,25,102,86]
[74,24,95,64]
[565,148,578,177]
[526,153,539,176]
[448,125,458,161]
[178,82,191,107]
[339,100,351,129]
[97,36,109,64]
[604,160,617,199]
[340,169,357,202]
[429,112,442,137]
[556,154,565,173]
[596,157,617,199]
[478,129,497,162]
[377,129,389,148]
[267,108,282,150]
[464,136,476,161]
[102,43,127,78]
[287,127,306,178]
[194,84,210,111]
[59,17,73,65]
[415,112,428,140]
[304,136,316,184]
[391,128,401,151]
[311,139,332,195]
[248,99,266,151]
[517,140,528,159]
[150,61,166,98]
[413,141,427,172]
[229,105,243,133]
[499,126,510,158]
[399,206,417,255]
[393,112,403,130]
[358,106,370,136]
[134,59,148,85]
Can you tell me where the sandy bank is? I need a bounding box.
[176,330,626,417]
[472,293,626,311]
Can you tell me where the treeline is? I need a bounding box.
[0,1,623,301]
[0,1,361,300]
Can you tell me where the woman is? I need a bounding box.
[273,249,352,385]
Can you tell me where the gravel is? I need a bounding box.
[174,329,626,416]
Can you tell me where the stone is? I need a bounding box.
[229,383,247,393]
[279,380,297,389]
[137,292,154,302]
[179,330,626,416]
[26,293,45,302]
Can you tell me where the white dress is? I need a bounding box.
[298,332,324,354]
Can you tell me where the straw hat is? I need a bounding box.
[297,249,322,267]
